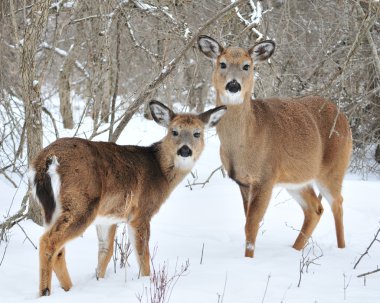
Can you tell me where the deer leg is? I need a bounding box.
[330,195,345,248]
[317,181,345,248]
[40,217,76,296]
[239,185,250,217]
[52,247,72,291]
[244,184,273,258]
[39,199,98,296]
[96,224,117,279]
[128,220,150,276]
[288,186,324,250]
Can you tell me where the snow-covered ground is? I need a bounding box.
[0,113,379,303]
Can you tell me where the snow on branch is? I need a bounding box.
[231,0,271,41]
[110,0,245,143]
[69,0,129,25]
[131,0,156,11]
[40,42,90,78]
[130,0,191,41]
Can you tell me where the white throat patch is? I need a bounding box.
[174,156,195,171]
[221,91,244,105]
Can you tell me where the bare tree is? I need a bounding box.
[20,0,53,225]
[0,0,379,234]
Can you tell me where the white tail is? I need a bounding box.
[198,35,352,257]
[30,100,226,296]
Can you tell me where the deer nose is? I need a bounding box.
[177,145,192,157]
[225,80,241,93]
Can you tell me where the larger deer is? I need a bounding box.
[198,36,352,257]
[29,100,226,296]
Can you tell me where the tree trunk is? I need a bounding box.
[59,51,75,129]
[20,0,52,226]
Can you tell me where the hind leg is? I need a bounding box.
[288,186,324,250]
[332,195,345,248]
[317,180,345,248]
[40,219,75,296]
[53,247,72,291]
[39,203,98,296]
[96,224,117,279]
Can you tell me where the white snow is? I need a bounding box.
[0,112,379,302]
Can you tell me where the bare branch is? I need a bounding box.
[40,43,90,78]
[357,267,380,278]
[42,107,60,140]
[16,222,37,250]
[353,225,380,269]
[110,0,245,143]
[297,239,323,287]
[261,274,271,303]
[0,192,29,240]
[186,165,224,189]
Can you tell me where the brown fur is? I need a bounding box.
[31,102,226,296]
[198,36,352,257]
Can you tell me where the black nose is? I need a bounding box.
[177,145,192,157]
[225,80,241,93]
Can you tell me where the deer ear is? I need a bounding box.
[198,35,223,60]
[249,40,275,63]
[149,100,175,128]
[198,105,227,128]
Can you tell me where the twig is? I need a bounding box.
[0,170,17,188]
[0,192,29,240]
[297,239,323,287]
[200,243,205,264]
[126,17,159,60]
[280,284,292,303]
[42,106,59,140]
[354,0,380,78]
[40,43,90,78]
[343,273,352,300]
[137,251,190,303]
[16,222,37,249]
[319,8,377,93]
[353,225,380,269]
[186,165,224,189]
[261,274,271,303]
[357,266,380,278]
[217,272,228,303]
[0,239,10,267]
[110,0,245,142]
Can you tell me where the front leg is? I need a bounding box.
[128,220,150,276]
[239,185,250,217]
[244,183,273,258]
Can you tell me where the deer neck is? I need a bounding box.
[215,92,254,140]
[153,142,190,189]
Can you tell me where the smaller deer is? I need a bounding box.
[198,35,352,257]
[29,100,226,296]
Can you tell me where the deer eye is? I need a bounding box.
[243,64,250,71]
[172,130,179,136]
[220,62,227,69]
[193,132,201,138]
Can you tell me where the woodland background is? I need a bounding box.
[0,0,379,228]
